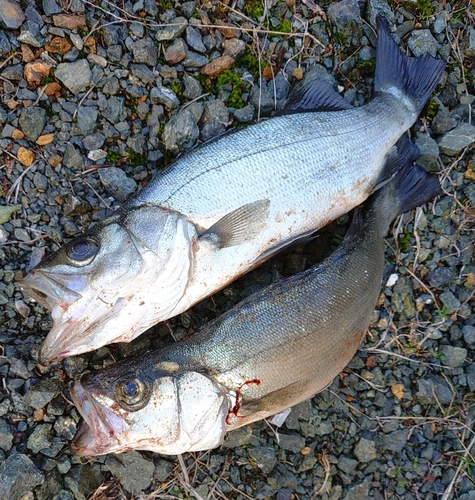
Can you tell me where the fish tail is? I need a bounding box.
[375,15,446,114]
[373,134,441,234]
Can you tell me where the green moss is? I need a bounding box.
[106,150,122,163]
[239,47,260,78]
[397,229,412,252]
[128,149,147,167]
[170,80,183,101]
[245,0,264,20]
[424,99,440,119]
[197,68,249,109]
[401,0,434,19]
[38,101,56,117]
[275,18,292,34]
[40,75,55,85]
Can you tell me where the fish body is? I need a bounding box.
[70,142,441,456]
[21,17,446,363]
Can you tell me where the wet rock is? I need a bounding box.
[99,166,137,202]
[150,85,180,109]
[0,0,24,29]
[19,107,46,142]
[438,123,475,156]
[439,345,467,368]
[0,452,44,500]
[162,107,199,154]
[105,451,154,493]
[200,99,229,141]
[407,29,439,57]
[327,0,362,41]
[55,60,93,93]
[248,445,277,473]
[354,435,377,462]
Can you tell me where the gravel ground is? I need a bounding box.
[1,0,475,499]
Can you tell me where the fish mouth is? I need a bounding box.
[20,270,83,312]
[70,380,127,456]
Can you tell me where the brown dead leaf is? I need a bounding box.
[464,169,475,181]
[44,82,61,96]
[292,67,304,80]
[466,273,475,286]
[84,36,97,54]
[17,147,35,167]
[45,37,72,55]
[216,20,240,38]
[345,394,354,402]
[24,61,52,86]
[21,44,36,63]
[262,64,274,81]
[33,409,44,422]
[391,383,404,400]
[11,128,24,139]
[36,134,55,146]
[301,446,312,455]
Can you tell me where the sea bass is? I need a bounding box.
[70,140,440,456]
[22,17,445,363]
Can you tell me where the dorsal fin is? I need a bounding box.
[277,78,353,116]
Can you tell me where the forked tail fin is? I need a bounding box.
[374,15,446,114]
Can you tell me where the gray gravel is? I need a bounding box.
[0,0,474,499]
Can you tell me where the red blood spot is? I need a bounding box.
[226,379,261,425]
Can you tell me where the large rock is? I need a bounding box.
[105,451,155,493]
[0,452,44,500]
[0,0,24,28]
[438,123,475,156]
[55,60,93,93]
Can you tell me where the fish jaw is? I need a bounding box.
[71,381,129,456]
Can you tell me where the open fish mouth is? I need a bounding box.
[20,270,83,312]
[70,381,127,456]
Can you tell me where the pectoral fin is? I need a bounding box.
[200,199,270,248]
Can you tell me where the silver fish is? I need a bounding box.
[21,17,445,363]
[70,140,440,456]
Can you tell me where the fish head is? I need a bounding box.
[70,360,230,456]
[21,206,195,364]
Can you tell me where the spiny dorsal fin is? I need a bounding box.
[278,78,353,116]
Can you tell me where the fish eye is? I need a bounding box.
[116,377,149,410]
[67,238,98,266]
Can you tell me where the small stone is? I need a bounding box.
[416,376,452,405]
[462,325,475,348]
[77,106,98,135]
[27,423,53,453]
[52,13,86,30]
[366,0,395,25]
[19,107,46,142]
[87,53,108,68]
[0,29,12,56]
[428,267,455,288]
[131,38,158,66]
[182,50,208,68]
[354,436,377,462]
[461,26,475,58]
[154,459,173,481]
[379,428,410,452]
[224,426,258,447]
[150,85,180,109]
[42,0,61,16]
[327,0,362,40]
[248,445,277,473]
[55,60,93,93]
[87,149,107,161]
[64,464,102,500]
[99,167,137,202]
[343,480,372,500]
[17,146,35,166]
[164,38,188,65]
[407,29,439,57]
[18,20,44,47]
[438,123,475,156]
[82,132,105,150]
[201,55,235,77]
[439,345,467,368]
[54,417,77,440]
[216,20,239,39]
[338,456,358,474]
[0,0,24,28]
[0,420,13,451]
[432,110,457,136]
[0,452,43,500]
[25,379,63,410]
[44,82,61,96]
[439,289,461,313]
[233,104,255,123]
[105,451,154,493]
[155,16,187,41]
[24,61,52,86]
[162,107,199,154]
[185,25,206,53]
[182,73,202,100]
[45,36,72,54]
[63,143,83,169]
[277,433,306,453]
[415,132,439,171]
[223,38,246,59]
[200,99,229,141]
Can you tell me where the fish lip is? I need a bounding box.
[20,270,82,311]
[70,380,126,456]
